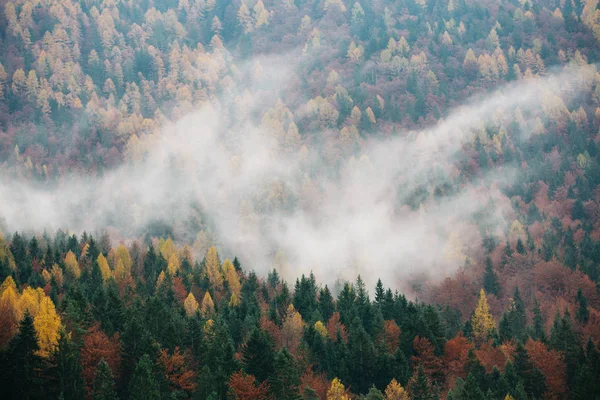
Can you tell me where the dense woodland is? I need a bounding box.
[2,0,600,398]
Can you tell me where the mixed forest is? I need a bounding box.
[2,0,600,398]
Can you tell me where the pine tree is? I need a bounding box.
[129,354,160,400]
[92,359,118,400]
[5,311,43,399]
[271,347,301,399]
[318,285,335,323]
[530,298,546,342]
[241,328,275,383]
[482,257,500,296]
[575,288,589,324]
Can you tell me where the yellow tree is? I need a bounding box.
[64,250,80,279]
[0,279,20,347]
[184,293,199,317]
[282,304,304,353]
[314,321,328,338]
[222,258,240,296]
[115,245,132,277]
[384,378,410,400]
[200,292,215,318]
[160,238,177,261]
[156,271,166,290]
[97,254,111,281]
[167,253,181,276]
[204,246,223,291]
[34,296,61,358]
[471,289,496,343]
[327,378,350,400]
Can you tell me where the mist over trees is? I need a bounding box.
[1,0,600,398]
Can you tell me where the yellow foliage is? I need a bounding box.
[41,269,51,284]
[0,276,16,296]
[327,378,350,400]
[115,245,132,276]
[51,264,63,287]
[222,259,240,296]
[384,378,410,400]
[19,287,44,320]
[471,289,496,342]
[64,251,80,279]
[34,296,61,358]
[156,270,166,290]
[167,253,181,276]
[314,321,328,338]
[504,395,514,400]
[200,291,215,318]
[97,254,111,281]
[184,292,199,317]
[160,238,177,261]
[204,246,223,291]
[229,292,239,307]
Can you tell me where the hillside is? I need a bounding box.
[1,0,600,398]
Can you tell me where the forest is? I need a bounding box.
[1,0,600,398]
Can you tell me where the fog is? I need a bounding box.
[0,60,596,290]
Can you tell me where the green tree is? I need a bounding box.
[482,257,500,296]
[92,359,118,400]
[241,328,275,383]
[270,347,301,399]
[129,354,160,400]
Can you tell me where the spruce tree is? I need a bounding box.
[270,348,301,400]
[241,328,275,383]
[482,257,500,296]
[128,354,160,400]
[92,359,118,400]
[318,285,335,323]
[5,311,43,400]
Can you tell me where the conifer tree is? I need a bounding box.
[129,354,160,400]
[92,359,118,400]
[471,289,496,343]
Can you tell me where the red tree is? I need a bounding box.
[227,371,271,400]
[525,339,567,400]
[158,346,197,393]
[411,336,443,382]
[80,324,121,397]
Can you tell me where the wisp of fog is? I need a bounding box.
[0,60,596,290]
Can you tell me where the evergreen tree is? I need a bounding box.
[129,354,160,400]
[92,359,118,400]
[318,285,335,323]
[374,279,385,304]
[409,365,433,400]
[482,257,500,296]
[530,298,546,342]
[270,347,301,400]
[447,373,485,400]
[241,328,275,383]
[2,311,43,400]
[575,288,589,324]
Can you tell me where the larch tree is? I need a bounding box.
[326,378,350,400]
[64,250,81,279]
[222,258,240,296]
[200,291,215,318]
[204,246,223,291]
[184,292,199,317]
[384,378,410,400]
[97,254,111,282]
[471,289,496,343]
[33,296,61,358]
[0,278,20,347]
